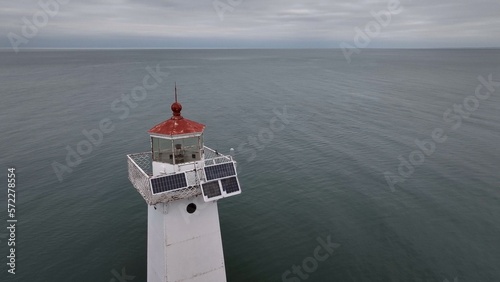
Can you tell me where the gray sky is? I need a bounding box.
[1,0,500,49]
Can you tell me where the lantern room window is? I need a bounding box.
[152,137,174,164]
[151,135,203,165]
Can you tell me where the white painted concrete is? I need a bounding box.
[147,193,226,282]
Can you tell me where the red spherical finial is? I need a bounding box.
[171,101,182,117]
[171,82,183,119]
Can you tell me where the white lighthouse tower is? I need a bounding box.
[127,86,241,282]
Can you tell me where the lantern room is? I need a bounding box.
[127,85,242,205]
[150,134,203,165]
[148,87,206,171]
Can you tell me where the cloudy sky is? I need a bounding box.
[1,0,499,49]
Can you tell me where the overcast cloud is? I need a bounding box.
[1,0,499,49]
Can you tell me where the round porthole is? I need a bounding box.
[186,203,197,214]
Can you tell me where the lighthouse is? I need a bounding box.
[127,85,241,282]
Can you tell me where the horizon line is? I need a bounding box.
[1,47,499,51]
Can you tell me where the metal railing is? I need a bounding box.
[203,146,233,166]
[127,147,233,205]
[127,152,154,204]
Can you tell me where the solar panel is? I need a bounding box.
[221,177,240,194]
[150,173,188,195]
[201,181,222,199]
[204,162,236,181]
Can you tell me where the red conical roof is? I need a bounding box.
[148,87,205,136]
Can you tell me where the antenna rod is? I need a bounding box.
[174,82,178,103]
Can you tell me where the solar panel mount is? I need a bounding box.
[201,181,223,200]
[204,162,236,181]
[221,177,240,194]
[200,173,241,202]
[150,172,188,195]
